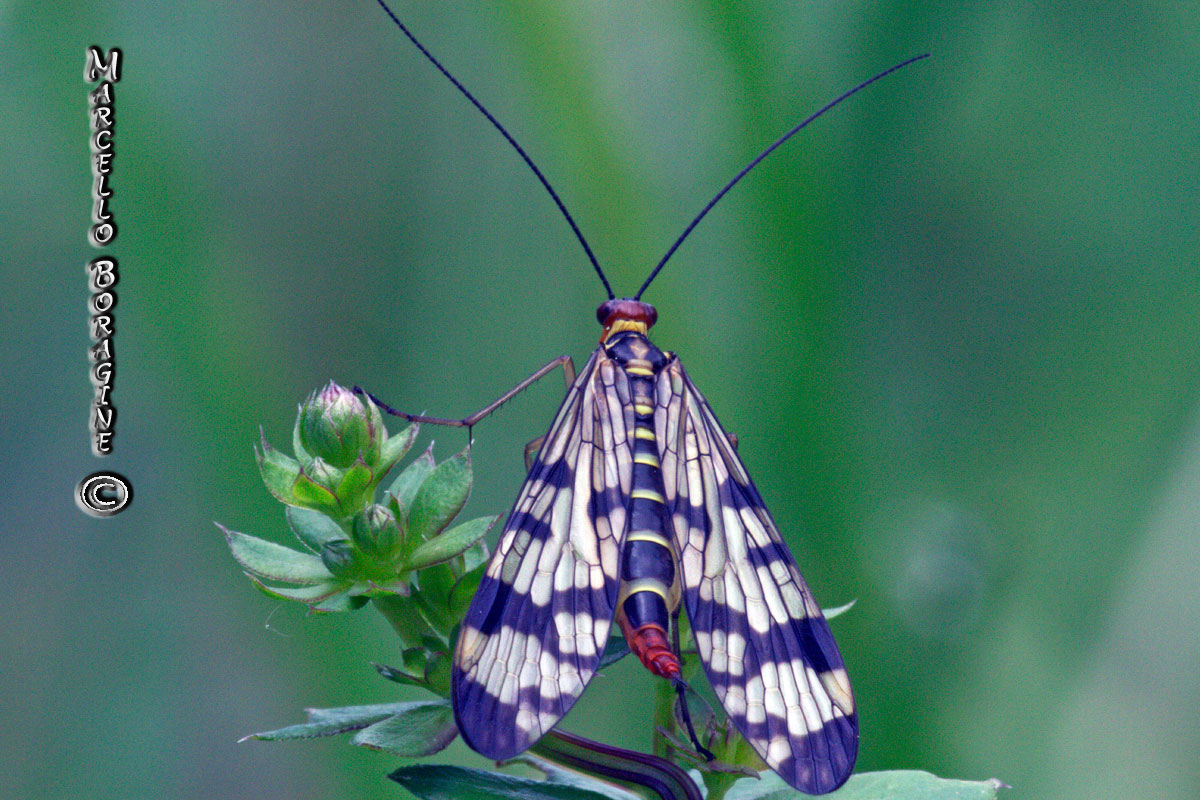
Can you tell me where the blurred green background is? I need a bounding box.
[4,1,1198,798]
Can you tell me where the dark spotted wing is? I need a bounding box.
[655,356,858,794]
[451,349,635,759]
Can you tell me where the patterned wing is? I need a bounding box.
[452,349,635,759]
[655,357,858,794]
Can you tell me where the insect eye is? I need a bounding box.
[596,300,617,325]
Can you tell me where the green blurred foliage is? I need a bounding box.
[3,1,1198,799]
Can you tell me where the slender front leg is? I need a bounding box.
[355,355,576,439]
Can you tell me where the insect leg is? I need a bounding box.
[355,355,576,439]
[726,432,738,451]
[670,606,715,762]
[523,436,545,472]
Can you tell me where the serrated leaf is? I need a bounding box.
[286,506,345,552]
[390,764,622,800]
[352,700,456,756]
[242,701,421,741]
[220,525,333,584]
[407,449,471,544]
[407,515,496,571]
[724,770,1005,800]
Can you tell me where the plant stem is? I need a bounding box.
[372,594,439,648]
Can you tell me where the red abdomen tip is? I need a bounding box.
[628,624,680,679]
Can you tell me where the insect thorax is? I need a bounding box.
[603,330,669,375]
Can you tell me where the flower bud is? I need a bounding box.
[297,382,383,469]
[351,504,402,559]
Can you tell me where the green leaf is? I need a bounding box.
[387,442,436,510]
[335,459,376,514]
[373,661,426,688]
[256,438,301,504]
[390,764,625,800]
[286,506,345,552]
[448,554,488,620]
[220,525,333,584]
[407,515,497,571]
[527,755,647,800]
[292,402,310,464]
[291,469,340,515]
[599,636,631,670]
[414,561,457,606]
[310,592,369,612]
[242,701,422,741]
[459,538,489,576]
[723,770,1006,800]
[246,575,348,605]
[408,588,455,640]
[352,700,456,756]
[377,421,419,478]
[402,646,430,675]
[423,648,452,696]
[320,539,365,580]
[407,448,471,544]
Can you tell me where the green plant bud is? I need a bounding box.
[319,539,364,580]
[297,382,384,470]
[333,457,378,515]
[351,504,401,559]
[290,462,342,516]
[305,457,341,490]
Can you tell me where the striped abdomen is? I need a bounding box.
[607,332,680,678]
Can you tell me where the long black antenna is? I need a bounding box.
[375,0,615,299]
[634,53,929,301]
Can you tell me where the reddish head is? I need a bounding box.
[596,298,657,342]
